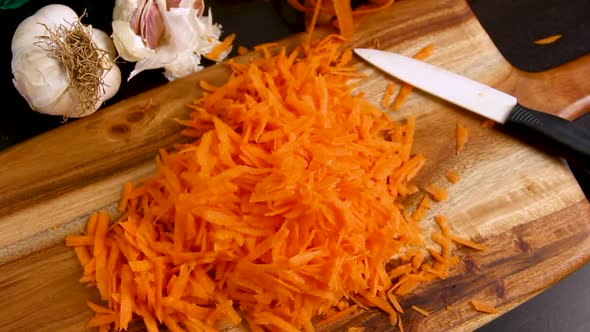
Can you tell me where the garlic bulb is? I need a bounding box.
[11,4,121,118]
[112,0,232,81]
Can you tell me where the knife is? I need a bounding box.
[354,48,590,168]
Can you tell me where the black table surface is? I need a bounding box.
[2,1,590,331]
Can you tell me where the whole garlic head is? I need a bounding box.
[11,4,121,117]
[112,0,230,81]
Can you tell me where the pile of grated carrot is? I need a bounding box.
[66,3,488,330]
[67,34,486,331]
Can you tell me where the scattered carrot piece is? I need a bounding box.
[347,327,366,332]
[449,234,489,251]
[253,42,280,52]
[398,317,405,332]
[373,38,381,49]
[434,215,450,237]
[534,34,562,45]
[381,83,396,108]
[412,44,435,60]
[406,183,419,195]
[425,183,448,201]
[471,300,499,314]
[480,119,495,128]
[445,304,454,311]
[446,170,461,184]
[395,278,421,296]
[427,247,444,264]
[204,33,236,61]
[390,84,414,111]
[333,0,354,39]
[390,44,434,111]
[237,46,249,55]
[411,305,430,317]
[412,194,431,221]
[456,122,469,155]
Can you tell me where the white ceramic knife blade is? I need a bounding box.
[354,48,516,123]
[353,47,590,168]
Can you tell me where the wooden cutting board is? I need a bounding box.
[1,0,590,331]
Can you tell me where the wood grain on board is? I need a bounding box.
[1,0,590,331]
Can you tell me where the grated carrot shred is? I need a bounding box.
[237,46,249,55]
[456,121,469,155]
[449,234,489,251]
[434,215,450,237]
[425,183,448,201]
[389,84,414,111]
[66,235,95,247]
[412,194,431,221]
[292,0,396,38]
[347,327,366,332]
[411,305,430,316]
[446,170,461,184]
[204,33,236,61]
[74,246,91,267]
[390,44,434,111]
[481,119,495,128]
[373,38,381,49]
[534,34,562,45]
[332,0,354,39]
[381,83,396,108]
[471,300,499,314]
[412,44,435,60]
[406,183,419,194]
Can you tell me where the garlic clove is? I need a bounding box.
[140,0,166,49]
[129,0,147,35]
[112,0,230,80]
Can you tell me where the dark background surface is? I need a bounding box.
[2,1,590,331]
[469,0,590,72]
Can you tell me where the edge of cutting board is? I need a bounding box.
[1,0,590,331]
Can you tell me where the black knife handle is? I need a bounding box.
[505,104,590,168]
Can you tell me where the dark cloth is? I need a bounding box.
[468,0,590,72]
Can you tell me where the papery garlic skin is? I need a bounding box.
[12,48,77,116]
[91,29,123,112]
[112,0,156,62]
[112,0,230,81]
[11,4,122,117]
